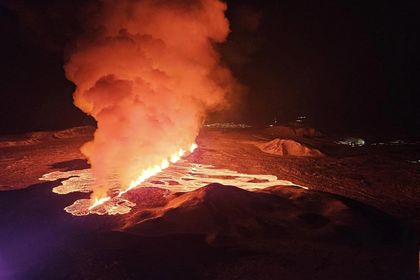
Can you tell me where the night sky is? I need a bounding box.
[0,0,419,136]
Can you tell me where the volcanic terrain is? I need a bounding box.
[0,125,419,279]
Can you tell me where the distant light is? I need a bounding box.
[336,138,365,147]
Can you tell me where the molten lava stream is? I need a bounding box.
[88,196,111,210]
[88,143,198,210]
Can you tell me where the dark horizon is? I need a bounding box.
[0,0,419,137]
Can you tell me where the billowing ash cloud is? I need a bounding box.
[65,0,238,199]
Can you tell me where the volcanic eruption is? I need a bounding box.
[64,0,238,207]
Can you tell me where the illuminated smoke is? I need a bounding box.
[64,0,237,200]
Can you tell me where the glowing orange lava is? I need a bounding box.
[41,154,308,216]
[91,143,198,209]
[88,196,111,210]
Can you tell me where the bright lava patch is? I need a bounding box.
[41,158,307,216]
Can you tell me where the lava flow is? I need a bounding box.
[40,145,307,216]
[88,143,198,210]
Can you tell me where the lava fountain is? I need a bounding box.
[64,0,238,208]
[88,143,197,210]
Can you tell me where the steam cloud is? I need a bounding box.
[65,0,237,199]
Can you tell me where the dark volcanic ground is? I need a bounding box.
[0,125,419,280]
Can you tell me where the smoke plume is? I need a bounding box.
[65,0,237,199]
